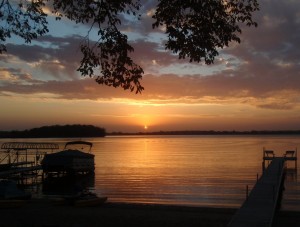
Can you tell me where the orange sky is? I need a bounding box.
[1,0,300,133]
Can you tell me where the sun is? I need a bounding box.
[144,125,148,130]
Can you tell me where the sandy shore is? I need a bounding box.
[0,199,299,227]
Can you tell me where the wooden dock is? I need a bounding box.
[228,157,286,227]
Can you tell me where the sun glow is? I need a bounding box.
[144,125,148,130]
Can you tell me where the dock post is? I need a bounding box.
[296,149,298,170]
[273,185,275,202]
[262,148,265,171]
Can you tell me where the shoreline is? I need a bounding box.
[0,200,299,227]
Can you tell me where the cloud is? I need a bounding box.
[4,35,83,80]
[1,0,300,111]
[0,67,44,85]
[226,0,300,63]
[1,68,300,110]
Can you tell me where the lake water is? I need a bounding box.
[1,135,299,210]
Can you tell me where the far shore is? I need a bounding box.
[0,199,299,227]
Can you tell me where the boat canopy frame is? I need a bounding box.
[1,142,59,151]
[64,141,93,152]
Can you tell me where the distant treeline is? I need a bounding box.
[0,125,106,138]
[108,130,300,136]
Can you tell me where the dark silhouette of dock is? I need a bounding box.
[228,149,297,227]
[0,142,59,183]
[0,163,42,178]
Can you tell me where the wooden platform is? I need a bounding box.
[262,149,297,170]
[228,158,286,227]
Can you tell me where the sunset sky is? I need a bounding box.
[1,0,300,133]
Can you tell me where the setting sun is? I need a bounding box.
[144,125,148,130]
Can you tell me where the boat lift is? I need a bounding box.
[0,142,59,184]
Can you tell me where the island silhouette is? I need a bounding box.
[0,125,106,138]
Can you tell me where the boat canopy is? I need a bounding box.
[1,142,59,150]
[64,141,93,150]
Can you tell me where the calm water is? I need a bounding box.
[1,135,299,210]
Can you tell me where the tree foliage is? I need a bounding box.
[153,0,259,64]
[0,0,259,93]
[0,0,48,52]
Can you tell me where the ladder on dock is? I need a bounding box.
[228,157,286,227]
